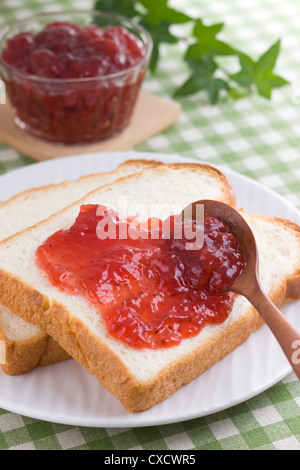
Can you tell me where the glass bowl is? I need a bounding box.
[0,10,152,144]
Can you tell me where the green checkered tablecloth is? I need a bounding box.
[0,0,299,451]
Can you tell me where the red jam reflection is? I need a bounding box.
[35,205,246,349]
[1,22,147,143]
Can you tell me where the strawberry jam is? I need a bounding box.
[36,205,245,349]
[0,20,149,143]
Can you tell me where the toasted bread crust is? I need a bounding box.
[135,162,237,208]
[0,328,69,375]
[254,215,300,300]
[0,232,298,411]
[1,159,161,205]
[1,165,298,411]
[0,159,161,375]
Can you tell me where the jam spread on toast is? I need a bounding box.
[36,205,245,349]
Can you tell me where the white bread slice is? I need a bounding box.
[0,159,160,375]
[0,159,161,237]
[1,164,292,413]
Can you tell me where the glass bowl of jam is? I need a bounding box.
[0,10,152,144]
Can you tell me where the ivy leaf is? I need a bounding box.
[185,56,217,76]
[186,40,236,59]
[256,39,281,73]
[231,40,289,99]
[93,0,289,103]
[140,0,191,26]
[174,56,228,103]
[174,71,229,103]
[227,87,249,101]
[94,0,137,18]
[207,78,230,103]
[230,53,256,87]
[174,57,216,98]
[138,0,192,71]
[255,40,289,98]
[193,19,224,39]
[141,19,179,72]
[256,72,289,99]
[173,74,207,98]
[187,19,236,58]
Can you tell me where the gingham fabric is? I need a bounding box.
[0,0,299,451]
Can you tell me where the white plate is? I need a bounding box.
[0,151,299,428]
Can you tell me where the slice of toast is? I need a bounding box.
[1,163,293,413]
[0,158,160,375]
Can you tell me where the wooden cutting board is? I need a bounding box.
[0,91,181,161]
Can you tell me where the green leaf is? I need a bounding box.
[94,0,137,18]
[174,72,229,104]
[256,72,289,99]
[193,19,224,41]
[227,87,249,101]
[256,79,272,99]
[149,42,159,72]
[139,0,191,26]
[93,0,289,103]
[174,55,228,103]
[159,7,191,24]
[189,19,235,56]
[206,78,229,103]
[186,39,235,59]
[231,41,289,99]
[263,73,289,88]
[256,39,281,74]
[142,20,178,45]
[230,53,256,86]
[140,19,179,72]
[173,73,206,97]
[185,56,217,76]
[253,39,289,98]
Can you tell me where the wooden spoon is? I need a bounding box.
[180,199,300,380]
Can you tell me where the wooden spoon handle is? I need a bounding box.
[250,288,300,380]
